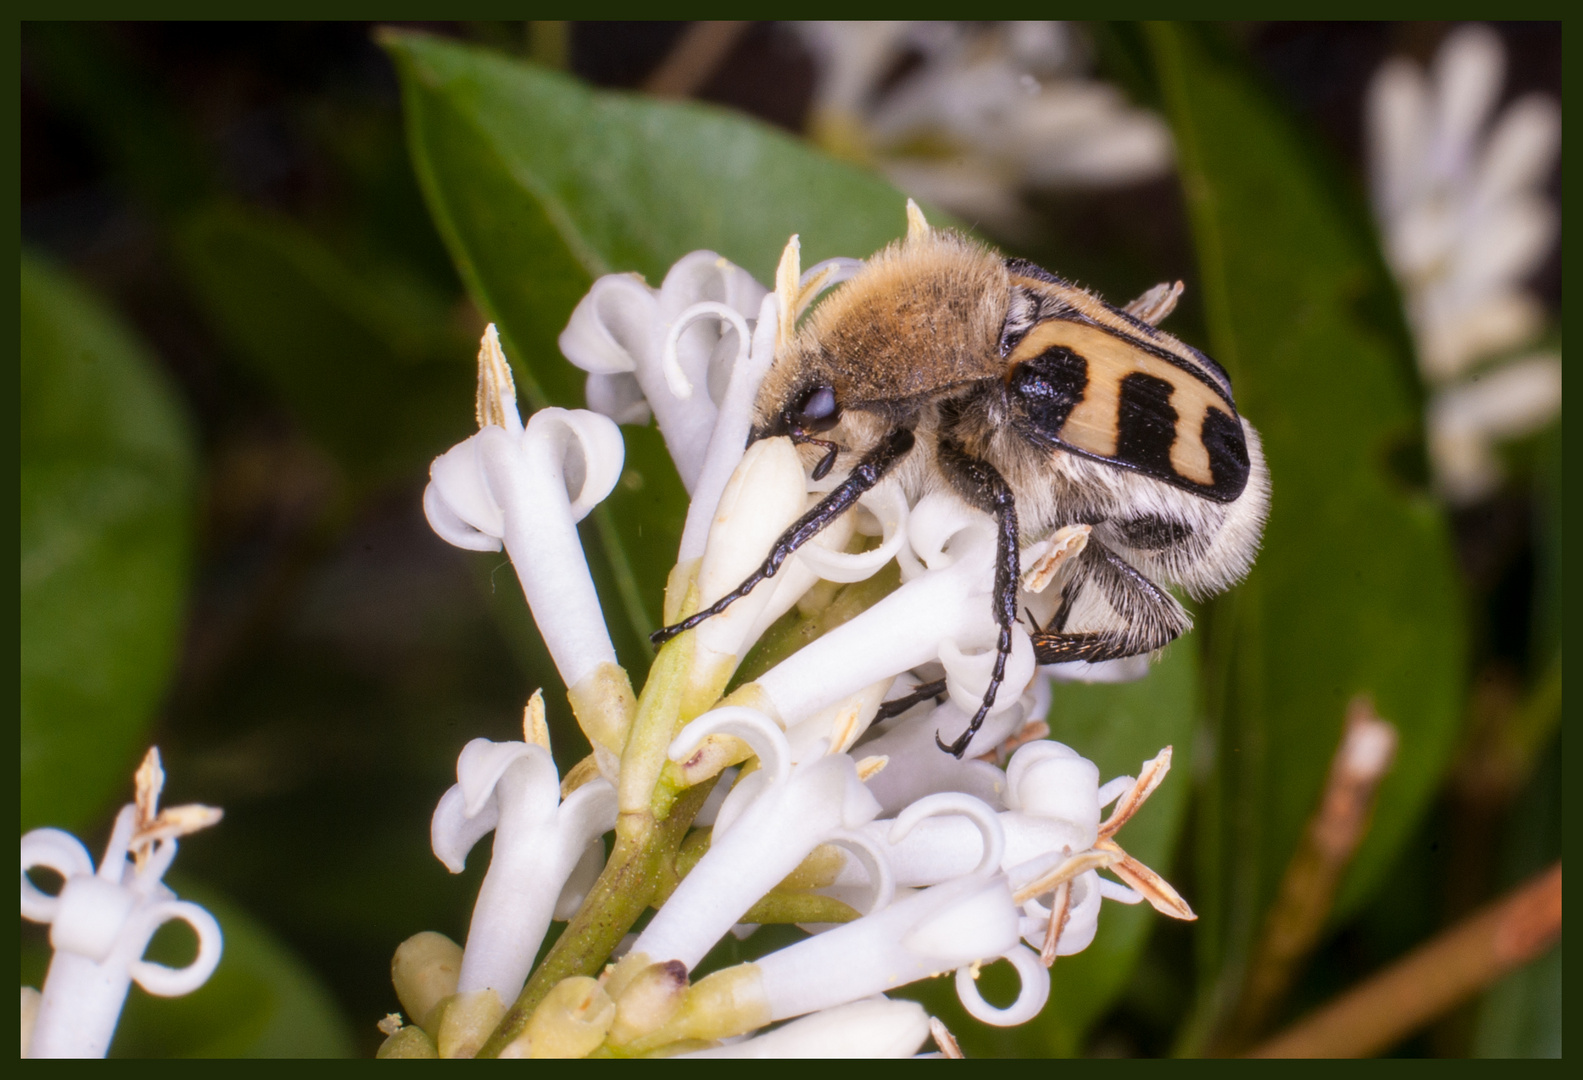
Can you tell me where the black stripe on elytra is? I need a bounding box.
[1201,401,1252,500]
[1002,264,1237,408]
[1008,345,1087,438]
[1115,372,1180,480]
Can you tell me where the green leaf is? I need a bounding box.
[23,882,358,1058]
[21,253,197,832]
[382,30,927,668]
[1143,24,1466,1046]
[175,202,477,489]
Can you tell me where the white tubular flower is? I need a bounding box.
[749,492,1035,730]
[796,22,1172,234]
[431,735,617,1005]
[1366,24,1561,503]
[857,696,1023,815]
[678,997,930,1058]
[1427,355,1564,503]
[686,436,810,690]
[424,332,625,691]
[753,794,1049,1027]
[559,253,768,492]
[632,708,892,971]
[833,741,1189,962]
[20,749,222,1059]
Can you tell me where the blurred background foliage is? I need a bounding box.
[19,21,1560,1057]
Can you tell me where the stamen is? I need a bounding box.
[1098,747,1172,840]
[929,1016,964,1058]
[475,324,521,432]
[523,689,551,751]
[1040,879,1072,967]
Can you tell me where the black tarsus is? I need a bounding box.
[875,678,949,722]
[933,442,1021,759]
[791,430,843,481]
[649,427,917,646]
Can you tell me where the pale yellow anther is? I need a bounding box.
[905,198,931,243]
[855,754,890,781]
[1022,524,1091,594]
[134,746,164,825]
[774,234,802,353]
[523,688,551,751]
[929,1016,964,1058]
[129,746,222,867]
[475,323,519,431]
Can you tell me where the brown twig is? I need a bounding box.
[643,22,752,99]
[1216,697,1397,1050]
[1247,861,1561,1058]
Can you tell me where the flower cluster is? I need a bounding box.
[21,749,224,1058]
[794,21,1174,236]
[389,215,1189,1059]
[1366,24,1561,504]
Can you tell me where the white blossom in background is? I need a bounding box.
[1367,23,1561,504]
[794,22,1173,235]
[402,220,1192,1058]
[20,749,223,1059]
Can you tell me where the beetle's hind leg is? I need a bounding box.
[649,427,916,646]
[933,441,1022,759]
[1029,538,1189,663]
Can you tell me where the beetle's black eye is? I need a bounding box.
[794,385,840,431]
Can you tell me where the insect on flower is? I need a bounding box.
[654,203,1270,756]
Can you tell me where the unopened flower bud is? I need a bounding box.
[391,931,462,1032]
[609,960,689,1045]
[432,989,505,1059]
[523,976,617,1059]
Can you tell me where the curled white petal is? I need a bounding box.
[794,484,910,583]
[889,791,1006,878]
[20,829,95,922]
[480,411,622,689]
[662,301,749,401]
[678,293,781,562]
[939,624,1036,719]
[637,709,882,970]
[954,944,1049,1026]
[433,739,618,1003]
[558,273,654,376]
[126,899,223,997]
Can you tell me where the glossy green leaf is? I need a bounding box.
[1144,24,1466,1046]
[382,30,929,667]
[175,202,476,489]
[20,254,197,832]
[22,882,358,1058]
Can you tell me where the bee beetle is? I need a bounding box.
[654,204,1270,756]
